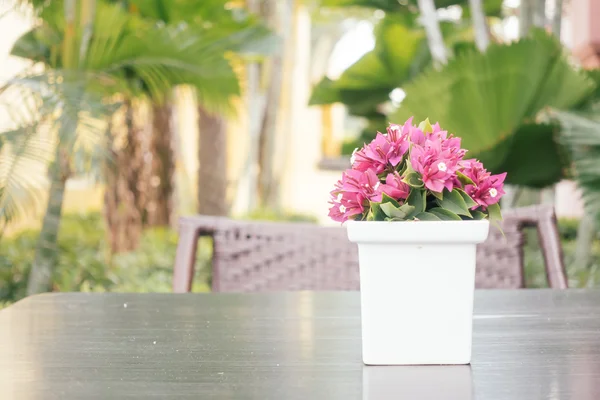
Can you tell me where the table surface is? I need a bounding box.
[1,290,600,400]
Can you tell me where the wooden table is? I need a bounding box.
[1,290,600,399]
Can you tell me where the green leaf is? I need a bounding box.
[413,212,441,221]
[404,159,416,174]
[470,210,487,220]
[456,171,474,186]
[403,171,424,188]
[369,202,387,221]
[418,118,433,133]
[429,208,462,221]
[475,122,568,188]
[380,202,416,220]
[308,15,428,116]
[430,190,443,200]
[456,188,478,209]
[393,30,595,188]
[381,193,400,207]
[436,189,472,217]
[406,189,426,213]
[555,109,600,224]
[486,203,502,221]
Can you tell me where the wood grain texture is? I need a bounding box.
[1,290,600,399]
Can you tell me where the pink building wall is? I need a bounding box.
[571,0,600,67]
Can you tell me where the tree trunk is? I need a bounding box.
[469,0,490,51]
[234,0,279,213]
[27,0,80,295]
[78,0,95,61]
[574,217,596,270]
[256,0,294,209]
[146,102,175,227]
[533,0,546,28]
[552,0,562,37]
[519,0,534,37]
[198,105,229,216]
[27,149,70,295]
[104,99,148,253]
[257,58,285,209]
[417,0,448,66]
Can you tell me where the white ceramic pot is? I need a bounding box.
[347,220,490,365]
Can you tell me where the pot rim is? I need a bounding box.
[346,219,490,244]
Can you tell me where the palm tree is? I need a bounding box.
[3,0,255,293]
[115,0,274,219]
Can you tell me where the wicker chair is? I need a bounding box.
[173,205,568,292]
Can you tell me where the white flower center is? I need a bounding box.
[350,148,358,165]
[437,162,447,172]
[337,193,343,202]
[373,182,380,190]
[489,188,498,198]
[339,204,346,213]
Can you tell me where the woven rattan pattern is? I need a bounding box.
[173,205,567,292]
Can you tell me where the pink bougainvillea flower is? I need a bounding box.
[328,168,384,222]
[410,138,464,193]
[328,190,366,222]
[379,171,410,201]
[385,118,411,165]
[339,169,381,197]
[352,133,392,173]
[460,158,506,208]
[465,173,506,208]
[327,117,506,223]
[410,125,427,146]
[353,125,410,173]
[460,159,487,183]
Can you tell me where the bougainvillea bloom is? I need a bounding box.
[353,133,399,174]
[380,172,410,200]
[461,159,507,208]
[410,139,462,193]
[327,117,506,223]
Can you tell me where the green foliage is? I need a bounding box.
[436,189,471,217]
[309,10,476,154]
[523,222,600,289]
[558,218,582,241]
[365,185,497,222]
[1,0,275,231]
[310,14,429,115]
[10,2,270,111]
[413,211,441,221]
[428,208,461,220]
[0,209,322,303]
[0,213,211,303]
[392,30,596,188]
[309,13,433,147]
[554,109,600,223]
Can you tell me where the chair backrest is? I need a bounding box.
[173,205,567,292]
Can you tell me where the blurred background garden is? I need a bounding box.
[1,0,600,307]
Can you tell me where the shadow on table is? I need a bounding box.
[362,365,472,400]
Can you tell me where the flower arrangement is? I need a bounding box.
[328,118,506,223]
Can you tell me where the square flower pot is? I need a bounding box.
[347,220,490,365]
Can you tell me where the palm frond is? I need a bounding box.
[392,29,596,188]
[0,120,51,235]
[12,3,255,114]
[554,109,600,222]
[0,70,115,231]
